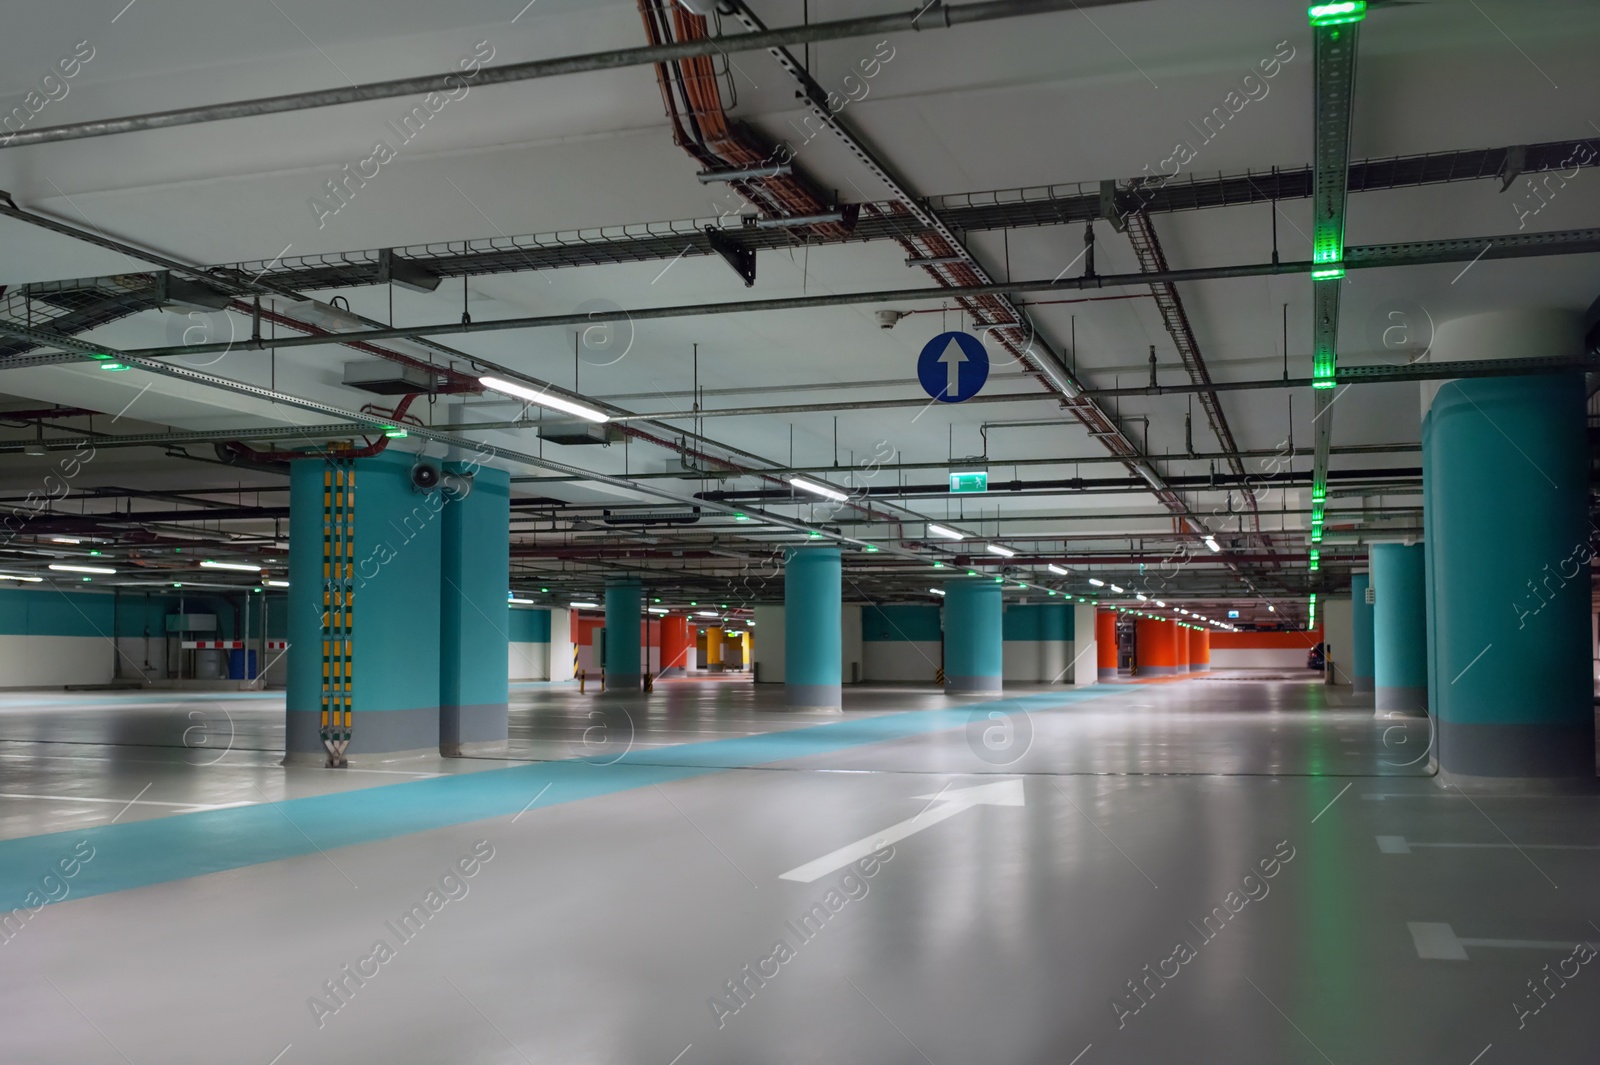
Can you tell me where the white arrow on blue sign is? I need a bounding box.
[916,331,989,403]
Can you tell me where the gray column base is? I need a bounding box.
[1187,664,1209,673]
[657,667,687,678]
[1137,665,1183,677]
[1438,720,1597,780]
[440,702,508,756]
[1098,667,1118,681]
[945,675,1002,693]
[707,664,726,673]
[605,673,643,693]
[285,707,439,758]
[1352,676,1374,694]
[1375,686,1428,716]
[785,683,841,711]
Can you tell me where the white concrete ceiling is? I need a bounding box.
[1,0,1597,611]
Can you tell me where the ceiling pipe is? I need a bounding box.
[52,227,1597,368]
[0,0,1152,151]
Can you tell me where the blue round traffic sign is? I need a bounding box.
[917,331,989,403]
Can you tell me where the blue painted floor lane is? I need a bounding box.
[0,688,1112,910]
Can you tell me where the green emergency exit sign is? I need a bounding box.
[949,471,988,494]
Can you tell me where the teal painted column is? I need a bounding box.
[1426,309,1593,779]
[286,452,442,763]
[944,578,1002,693]
[604,579,643,691]
[439,465,510,755]
[784,546,841,710]
[1351,571,1374,694]
[1372,543,1427,717]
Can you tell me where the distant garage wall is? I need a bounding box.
[508,607,551,681]
[862,604,941,683]
[0,587,116,687]
[1209,629,1323,669]
[1003,603,1071,682]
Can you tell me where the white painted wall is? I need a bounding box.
[1072,604,1098,686]
[0,636,115,688]
[1003,640,1068,683]
[1210,649,1316,669]
[752,604,784,683]
[509,642,549,681]
[549,609,575,682]
[862,641,941,683]
[841,604,862,685]
[1322,598,1353,685]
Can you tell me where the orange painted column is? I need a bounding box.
[659,615,692,675]
[1175,625,1191,674]
[1135,617,1182,676]
[1096,610,1119,681]
[1191,628,1211,672]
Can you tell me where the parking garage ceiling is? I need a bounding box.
[0,0,1596,627]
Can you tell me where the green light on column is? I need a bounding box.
[1309,549,1321,571]
[1311,503,1325,525]
[1311,526,1324,544]
[1313,342,1337,389]
[1312,484,1327,503]
[1308,1,1365,26]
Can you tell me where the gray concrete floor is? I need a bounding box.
[0,674,1596,1063]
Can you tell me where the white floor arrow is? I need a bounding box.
[1408,922,1595,960]
[778,779,1024,883]
[1379,835,1600,854]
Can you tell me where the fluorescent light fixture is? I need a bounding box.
[1046,564,1068,576]
[788,476,848,502]
[50,536,82,544]
[0,574,43,583]
[383,426,409,439]
[200,560,261,572]
[265,579,290,588]
[1110,584,1124,594]
[570,601,600,609]
[1088,578,1105,587]
[985,544,1016,558]
[1135,593,1147,601]
[509,597,535,605]
[1268,604,1276,612]
[1155,601,1166,607]
[929,588,946,596]
[1204,537,1221,553]
[480,376,608,423]
[696,610,720,617]
[928,524,964,541]
[49,563,115,575]
[647,607,670,614]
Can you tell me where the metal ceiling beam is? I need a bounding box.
[0,0,1150,150]
[201,139,1600,290]
[14,227,1587,368]
[1307,2,1365,550]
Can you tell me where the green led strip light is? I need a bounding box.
[1309,1,1366,27]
